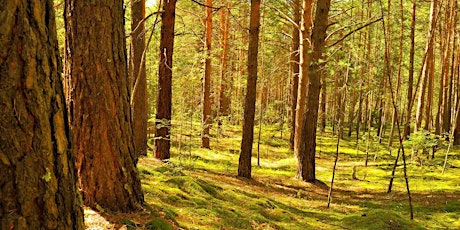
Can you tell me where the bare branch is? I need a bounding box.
[327,17,383,48]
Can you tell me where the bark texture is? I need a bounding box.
[0,0,84,228]
[297,0,331,182]
[289,0,301,150]
[130,0,148,157]
[293,0,313,156]
[155,0,177,159]
[238,0,261,178]
[202,0,213,148]
[64,0,144,211]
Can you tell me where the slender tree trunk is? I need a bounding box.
[202,0,213,148]
[155,0,177,160]
[441,0,456,133]
[219,3,231,116]
[320,80,327,132]
[403,0,416,139]
[388,0,405,146]
[296,0,331,182]
[294,0,313,155]
[289,0,301,150]
[238,0,261,178]
[65,0,144,211]
[416,0,437,133]
[0,1,84,228]
[130,0,148,157]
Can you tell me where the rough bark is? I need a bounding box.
[296,0,331,182]
[64,0,144,211]
[202,0,213,148]
[155,0,177,160]
[130,0,148,157]
[0,0,84,228]
[293,0,313,155]
[238,0,261,178]
[289,0,301,150]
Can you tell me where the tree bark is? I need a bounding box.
[65,0,144,211]
[296,0,331,182]
[416,0,438,133]
[155,0,177,160]
[238,0,261,178]
[219,3,231,116]
[0,0,84,228]
[289,0,301,150]
[293,0,313,155]
[202,0,213,148]
[130,0,148,157]
[403,0,416,139]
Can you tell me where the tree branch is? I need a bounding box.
[327,17,383,48]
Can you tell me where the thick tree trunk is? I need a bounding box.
[238,0,261,178]
[296,0,331,182]
[219,3,231,116]
[130,0,148,157]
[65,0,144,211]
[293,0,313,155]
[155,0,177,160]
[202,0,213,148]
[289,0,301,150]
[0,0,84,228]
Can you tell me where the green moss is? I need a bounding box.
[146,218,173,230]
[342,210,425,230]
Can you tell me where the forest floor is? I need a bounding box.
[86,121,460,229]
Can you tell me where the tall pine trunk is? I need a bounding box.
[219,3,231,116]
[202,0,213,148]
[155,0,177,160]
[294,0,313,155]
[65,0,144,211]
[130,0,148,157]
[238,0,261,178]
[0,1,84,228]
[289,0,301,150]
[296,0,331,182]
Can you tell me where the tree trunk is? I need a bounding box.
[320,80,327,133]
[293,0,313,155]
[388,0,405,146]
[296,0,331,182]
[65,0,144,211]
[0,1,84,228]
[155,0,177,160]
[219,3,231,116]
[403,0,416,139]
[289,0,301,150]
[414,0,438,132]
[202,0,213,148]
[238,0,261,178]
[130,0,148,157]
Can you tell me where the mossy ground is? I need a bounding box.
[87,121,460,229]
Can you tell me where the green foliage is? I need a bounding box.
[405,130,439,152]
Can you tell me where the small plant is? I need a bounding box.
[404,130,439,165]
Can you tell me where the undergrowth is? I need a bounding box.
[133,121,459,229]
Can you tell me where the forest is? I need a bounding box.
[1,0,460,229]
